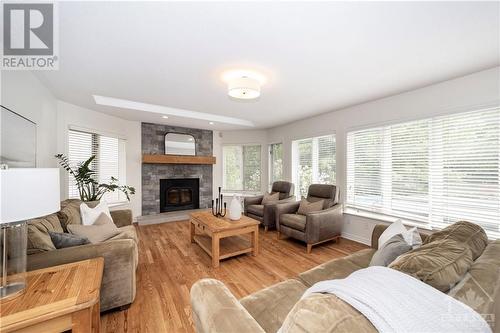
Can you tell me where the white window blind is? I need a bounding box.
[346,107,500,237]
[292,134,336,198]
[68,129,126,203]
[223,144,261,191]
[269,143,283,187]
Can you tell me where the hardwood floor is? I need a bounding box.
[100,221,368,333]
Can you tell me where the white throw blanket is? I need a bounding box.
[281,266,491,333]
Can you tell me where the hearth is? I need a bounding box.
[160,178,200,213]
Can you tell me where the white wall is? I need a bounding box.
[1,71,143,218]
[1,71,58,168]
[56,101,142,217]
[220,67,500,244]
[217,129,269,193]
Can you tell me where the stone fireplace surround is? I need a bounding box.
[141,123,213,216]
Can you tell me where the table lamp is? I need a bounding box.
[0,167,60,299]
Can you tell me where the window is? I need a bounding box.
[269,143,283,187]
[346,107,500,237]
[292,134,336,198]
[223,144,261,191]
[68,129,126,203]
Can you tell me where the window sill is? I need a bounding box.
[221,191,261,198]
[343,207,433,230]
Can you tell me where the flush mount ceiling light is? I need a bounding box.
[228,76,260,100]
[222,70,266,100]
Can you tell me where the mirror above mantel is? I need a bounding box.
[165,132,196,156]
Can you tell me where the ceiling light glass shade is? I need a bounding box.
[228,77,260,100]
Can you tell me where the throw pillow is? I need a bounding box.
[377,219,422,249]
[26,213,63,254]
[389,238,474,292]
[297,199,324,216]
[67,213,119,243]
[48,231,90,249]
[369,234,412,267]
[262,192,280,205]
[80,201,112,226]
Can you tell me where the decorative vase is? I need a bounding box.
[228,195,242,221]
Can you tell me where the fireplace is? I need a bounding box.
[160,178,200,213]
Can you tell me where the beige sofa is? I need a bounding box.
[26,199,138,312]
[191,224,500,332]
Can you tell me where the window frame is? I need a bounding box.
[345,106,500,237]
[291,133,336,199]
[66,127,127,204]
[268,142,283,189]
[222,143,263,193]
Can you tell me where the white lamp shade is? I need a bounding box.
[0,168,60,223]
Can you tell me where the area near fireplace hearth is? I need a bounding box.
[141,123,214,218]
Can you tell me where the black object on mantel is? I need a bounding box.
[212,187,226,218]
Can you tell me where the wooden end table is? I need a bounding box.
[0,258,104,333]
[190,210,260,268]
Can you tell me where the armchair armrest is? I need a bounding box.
[110,209,133,227]
[244,195,264,212]
[191,279,265,333]
[306,204,343,244]
[275,201,301,229]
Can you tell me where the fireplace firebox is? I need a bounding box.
[160,178,200,213]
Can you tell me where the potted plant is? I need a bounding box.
[55,154,135,202]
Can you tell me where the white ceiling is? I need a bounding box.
[35,1,500,130]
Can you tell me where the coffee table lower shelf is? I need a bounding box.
[193,234,253,261]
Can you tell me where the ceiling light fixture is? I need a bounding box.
[209,122,215,125]
[222,70,266,100]
[162,115,169,119]
[228,76,260,100]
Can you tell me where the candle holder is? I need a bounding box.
[212,187,227,218]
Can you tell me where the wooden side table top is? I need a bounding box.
[0,258,104,333]
[190,210,260,233]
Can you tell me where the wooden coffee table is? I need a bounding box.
[190,210,260,268]
[0,258,104,333]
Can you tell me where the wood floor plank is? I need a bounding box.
[100,220,368,332]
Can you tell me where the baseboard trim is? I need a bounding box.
[341,232,371,246]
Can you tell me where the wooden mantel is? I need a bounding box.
[142,154,216,165]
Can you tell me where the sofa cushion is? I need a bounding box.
[279,293,376,333]
[27,213,64,254]
[299,248,376,286]
[57,199,99,231]
[108,225,139,244]
[240,279,307,333]
[425,221,488,260]
[247,204,264,217]
[280,214,306,232]
[389,238,473,292]
[447,240,500,329]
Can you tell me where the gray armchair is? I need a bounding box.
[244,181,295,231]
[276,184,342,253]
